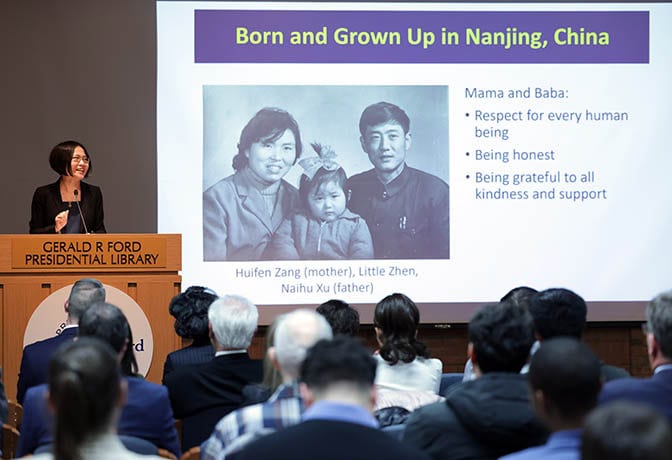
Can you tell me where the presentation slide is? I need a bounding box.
[157,1,672,319]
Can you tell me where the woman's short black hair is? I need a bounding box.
[49,140,92,177]
[374,293,430,364]
[169,286,218,342]
[232,107,302,171]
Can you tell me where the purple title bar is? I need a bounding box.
[195,10,649,64]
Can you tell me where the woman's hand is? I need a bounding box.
[55,210,69,233]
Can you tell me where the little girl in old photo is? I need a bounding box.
[264,143,373,260]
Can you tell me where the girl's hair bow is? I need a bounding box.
[299,142,340,181]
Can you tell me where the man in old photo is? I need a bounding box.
[347,101,450,259]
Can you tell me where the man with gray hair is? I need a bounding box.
[17,278,105,403]
[201,309,333,460]
[599,289,672,423]
[164,295,263,451]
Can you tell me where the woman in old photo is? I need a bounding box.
[203,107,302,261]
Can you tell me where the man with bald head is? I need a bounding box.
[202,309,333,460]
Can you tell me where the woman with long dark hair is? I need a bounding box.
[373,293,443,412]
[30,337,163,460]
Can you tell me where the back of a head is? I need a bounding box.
[646,289,672,359]
[169,285,218,342]
[67,278,105,322]
[501,286,538,309]
[581,401,672,460]
[78,302,129,355]
[48,337,120,460]
[468,301,535,373]
[208,295,259,349]
[529,337,601,420]
[374,292,429,364]
[316,299,360,336]
[78,302,138,375]
[528,288,587,339]
[300,336,376,395]
[274,309,333,380]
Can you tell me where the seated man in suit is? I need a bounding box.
[501,337,602,460]
[238,336,430,460]
[17,278,105,404]
[403,302,548,460]
[18,302,181,458]
[599,289,672,422]
[202,309,333,460]
[164,294,263,451]
[527,287,629,380]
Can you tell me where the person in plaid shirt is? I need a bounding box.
[201,309,332,460]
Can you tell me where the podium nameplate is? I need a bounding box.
[11,234,167,269]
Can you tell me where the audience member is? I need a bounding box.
[528,287,629,381]
[18,303,181,458]
[373,293,443,412]
[404,302,547,460]
[501,286,538,307]
[238,336,431,460]
[17,278,105,404]
[162,286,218,383]
[241,315,288,407]
[598,289,672,422]
[164,295,263,450]
[202,309,333,460]
[27,337,164,460]
[463,286,538,382]
[500,337,601,460]
[581,401,672,460]
[316,299,360,336]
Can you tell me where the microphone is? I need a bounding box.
[73,189,90,234]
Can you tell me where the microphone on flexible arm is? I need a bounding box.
[73,189,90,234]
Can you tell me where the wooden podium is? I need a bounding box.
[0,234,182,400]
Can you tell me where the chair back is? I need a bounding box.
[7,400,23,430]
[158,447,179,459]
[2,423,21,459]
[439,373,464,396]
[180,446,201,460]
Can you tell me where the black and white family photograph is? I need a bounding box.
[202,86,450,261]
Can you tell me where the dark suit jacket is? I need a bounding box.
[17,377,181,458]
[162,343,214,384]
[29,180,106,233]
[238,419,431,460]
[599,368,672,423]
[164,352,262,450]
[17,327,78,404]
